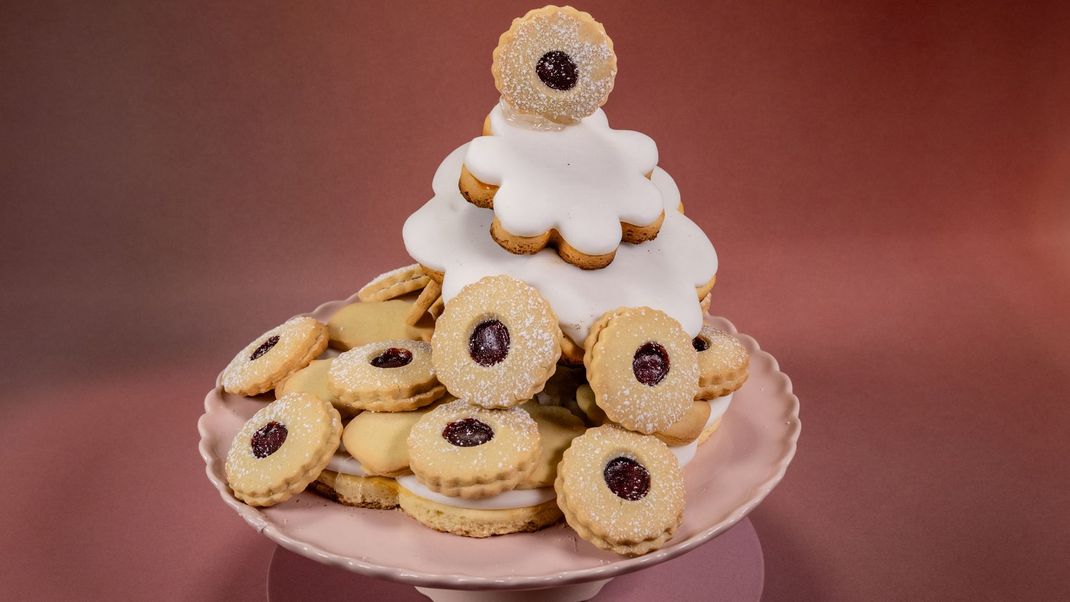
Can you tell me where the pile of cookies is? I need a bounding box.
[219,5,748,557]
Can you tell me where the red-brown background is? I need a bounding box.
[2,1,1068,599]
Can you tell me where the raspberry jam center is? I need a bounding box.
[251,421,288,458]
[603,456,651,501]
[692,336,710,352]
[250,335,280,361]
[442,418,495,447]
[370,347,413,368]
[468,319,510,366]
[536,50,579,91]
[632,341,670,386]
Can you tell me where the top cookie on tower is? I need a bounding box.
[459,5,667,270]
[493,5,617,124]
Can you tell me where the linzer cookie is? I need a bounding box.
[407,400,540,499]
[221,316,328,396]
[328,340,445,412]
[492,5,617,124]
[556,425,685,556]
[431,275,561,408]
[693,325,749,400]
[225,392,342,507]
[357,264,430,302]
[584,307,699,434]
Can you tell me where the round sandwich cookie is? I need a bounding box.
[555,425,685,556]
[492,5,617,124]
[221,316,328,396]
[584,307,699,434]
[357,264,431,302]
[225,392,342,507]
[407,400,540,499]
[431,275,562,408]
[692,325,749,400]
[328,340,446,412]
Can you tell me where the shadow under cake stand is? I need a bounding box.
[198,293,801,601]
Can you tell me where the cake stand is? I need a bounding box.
[198,292,801,601]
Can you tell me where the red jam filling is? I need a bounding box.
[249,335,280,361]
[692,336,710,352]
[442,418,495,447]
[370,347,413,368]
[251,421,288,458]
[603,456,651,501]
[536,50,579,91]
[632,341,670,386]
[468,319,510,366]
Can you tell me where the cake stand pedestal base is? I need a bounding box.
[267,517,763,601]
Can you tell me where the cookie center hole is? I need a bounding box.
[370,347,413,368]
[603,456,651,501]
[250,335,280,361]
[468,319,510,366]
[632,341,670,386]
[251,421,288,458]
[536,50,579,91]
[692,336,711,352]
[442,418,495,447]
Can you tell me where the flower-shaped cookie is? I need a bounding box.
[461,104,662,269]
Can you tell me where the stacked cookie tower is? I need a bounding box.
[218,5,749,557]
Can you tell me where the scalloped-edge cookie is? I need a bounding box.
[431,275,561,408]
[407,400,540,499]
[222,316,328,396]
[555,425,685,556]
[584,307,699,434]
[225,392,342,507]
[328,340,445,412]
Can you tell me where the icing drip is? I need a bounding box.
[397,475,556,510]
[327,453,369,478]
[464,104,662,256]
[403,144,718,347]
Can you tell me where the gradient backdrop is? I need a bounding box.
[2,1,1068,600]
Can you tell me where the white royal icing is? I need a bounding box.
[326,453,369,478]
[403,144,717,347]
[397,475,556,510]
[464,103,662,256]
[670,392,734,468]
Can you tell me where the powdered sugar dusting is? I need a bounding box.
[431,276,561,408]
[493,6,616,123]
[328,339,436,398]
[556,425,684,549]
[407,400,541,497]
